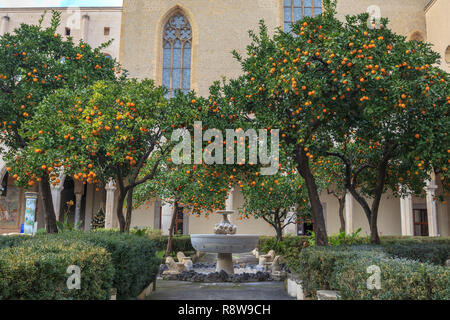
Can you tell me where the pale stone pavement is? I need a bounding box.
[146,280,294,300]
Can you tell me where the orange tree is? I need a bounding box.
[134,157,231,255]
[0,11,122,233]
[225,0,449,244]
[317,12,449,243]
[312,156,347,232]
[5,80,196,232]
[239,160,311,241]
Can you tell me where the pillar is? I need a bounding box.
[400,194,414,236]
[426,180,439,237]
[1,16,9,36]
[284,207,297,235]
[81,14,89,43]
[345,192,353,234]
[161,202,173,235]
[74,180,84,228]
[105,179,116,229]
[50,182,64,221]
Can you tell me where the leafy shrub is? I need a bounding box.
[382,242,450,266]
[56,230,160,300]
[1,231,160,300]
[332,255,450,300]
[0,237,114,300]
[258,235,309,255]
[0,234,30,249]
[287,245,386,297]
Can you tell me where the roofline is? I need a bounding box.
[0,6,122,12]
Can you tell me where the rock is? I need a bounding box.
[218,270,229,281]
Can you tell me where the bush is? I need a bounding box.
[0,230,160,300]
[285,244,450,300]
[0,234,30,249]
[52,230,160,300]
[332,255,450,300]
[287,245,386,297]
[382,242,450,266]
[258,235,309,255]
[0,237,114,300]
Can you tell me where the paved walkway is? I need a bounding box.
[147,280,294,300]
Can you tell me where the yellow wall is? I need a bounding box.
[425,0,450,72]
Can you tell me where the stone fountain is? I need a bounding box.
[190,210,259,274]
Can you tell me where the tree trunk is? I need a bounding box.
[39,175,58,234]
[338,197,346,233]
[116,191,126,232]
[295,147,328,246]
[275,226,283,242]
[124,187,134,232]
[165,200,178,257]
[370,213,380,244]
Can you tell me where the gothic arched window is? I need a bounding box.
[284,0,322,33]
[163,13,192,97]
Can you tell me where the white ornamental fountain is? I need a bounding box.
[190,210,259,275]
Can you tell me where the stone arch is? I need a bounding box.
[154,5,198,93]
[407,30,426,42]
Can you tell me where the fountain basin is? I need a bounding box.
[191,234,259,254]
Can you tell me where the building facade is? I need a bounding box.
[1,0,449,237]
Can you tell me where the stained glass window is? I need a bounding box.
[284,0,322,32]
[163,13,192,97]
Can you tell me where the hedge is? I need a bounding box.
[0,234,30,249]
[382,242,450,266]
[0,230,161,300]
[286,245,450,300]
[332,255,450,300]
[47,230,161,300]
[0,237,114,300]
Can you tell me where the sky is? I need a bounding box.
[0,0,123,7]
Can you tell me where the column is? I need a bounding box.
[225,187,234,224]
[426,180,439,237]
[1,16,9,36]
[400,194,414,236]
[161,202,173,235]
[284,207,297,235]
[74,180,84,228]
[50,182,64,221]
[345,192,353,234]
[105,179,116,229]
[81,14,89,43]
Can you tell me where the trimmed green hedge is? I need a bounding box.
[383,242,450,266]
[332,254,450,300]
[47,230,160,300]
[0,237,114,300]
[0,234,30,249]
[0,230,160,300]
[286,245,450,300]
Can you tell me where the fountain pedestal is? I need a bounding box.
[191,210,259,275]
[217,253,234,274]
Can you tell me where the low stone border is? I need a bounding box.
[285,273,304,300]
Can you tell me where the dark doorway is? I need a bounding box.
[175,206,184,235]
[413,209,428,236]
